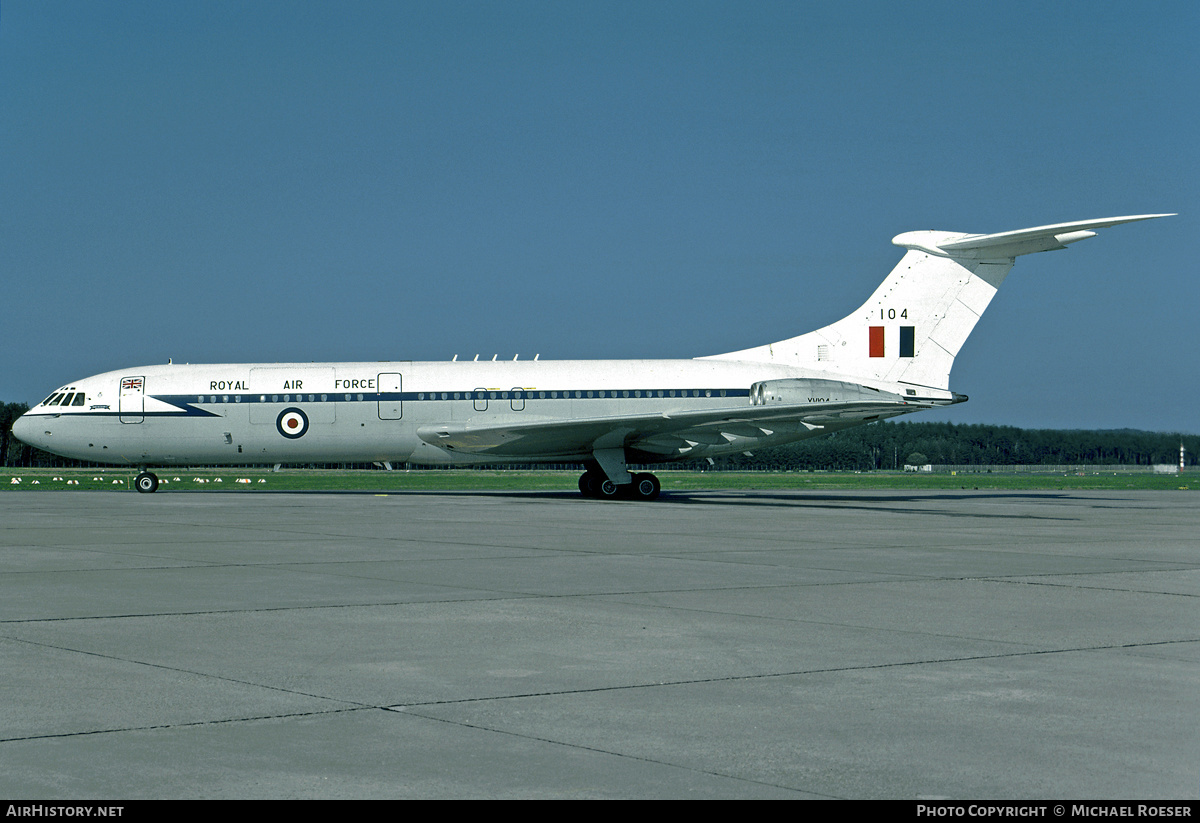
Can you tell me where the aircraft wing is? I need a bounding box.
[416,397,921,460]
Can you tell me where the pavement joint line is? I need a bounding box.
[0,635,375,710]
[979,576,1200,597]
[385,637,1200,709]
[0,707,370,744]
[384,707,838,799]
[3,564,1197,626]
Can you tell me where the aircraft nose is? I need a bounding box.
[11,412,45,449]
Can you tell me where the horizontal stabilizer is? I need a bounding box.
[894,214,1174,259]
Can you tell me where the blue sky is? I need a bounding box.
[2,1,1196,432]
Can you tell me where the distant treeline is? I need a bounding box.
[707,420,1197,472]
[2,400,1195,470]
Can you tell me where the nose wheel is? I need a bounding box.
[134,471,159,494]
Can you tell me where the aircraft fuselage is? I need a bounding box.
[14,358,942,467]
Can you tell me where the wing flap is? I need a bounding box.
[417,398,920,460]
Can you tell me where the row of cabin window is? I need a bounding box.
[418,389,728,400]
[197,394,339,404]
[194,389,731,404]
[42,392,86,407]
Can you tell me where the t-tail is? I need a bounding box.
[704,214,1174,390]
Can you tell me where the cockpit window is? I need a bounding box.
[72,393,86,406]
[47,393,65,406]
[61,393,76,406]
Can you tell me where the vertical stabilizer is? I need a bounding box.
[702,214,1172,390]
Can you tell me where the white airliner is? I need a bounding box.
[13,214,1171,499]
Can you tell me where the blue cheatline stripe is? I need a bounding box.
[29,387,754,418]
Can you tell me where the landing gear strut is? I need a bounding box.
[578,470,660,501]
[134,471,159,494]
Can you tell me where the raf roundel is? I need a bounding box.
[276,407,309,439]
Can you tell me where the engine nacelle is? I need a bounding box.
[748,378,904,406]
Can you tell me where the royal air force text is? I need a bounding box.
[208,379,377,391]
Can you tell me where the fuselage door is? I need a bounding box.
[378,373,402,420]
[119,376,145,424]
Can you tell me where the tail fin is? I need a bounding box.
[704,214,1173,390]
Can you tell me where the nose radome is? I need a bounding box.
[11,413,45,449]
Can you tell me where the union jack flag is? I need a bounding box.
[121,377,143,391]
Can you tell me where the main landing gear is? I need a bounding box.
[578,470,661,501]
[134,471,159,494]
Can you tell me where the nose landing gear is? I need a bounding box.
[134,471,159,494]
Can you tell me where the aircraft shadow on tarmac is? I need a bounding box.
[223,487,1093,519]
